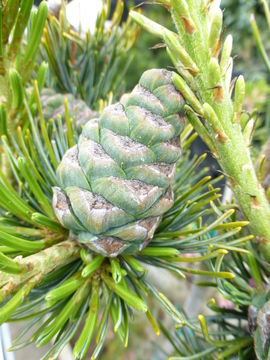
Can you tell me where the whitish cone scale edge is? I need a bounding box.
[52,69,185,256]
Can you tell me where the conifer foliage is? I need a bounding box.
[0,1,266,359]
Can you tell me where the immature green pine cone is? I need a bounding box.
[40,88,97,127]
[52,69,185,256]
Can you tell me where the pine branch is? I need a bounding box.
[160,242,270,359]
[0,240,80,300]
[0,74,251,358]
[130,1,270,261]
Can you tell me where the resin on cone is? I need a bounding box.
[52,69,185,256]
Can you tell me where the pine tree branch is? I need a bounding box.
[130,2,270,261]
[0,240,80,301]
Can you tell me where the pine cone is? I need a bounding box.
[52,69,185,256]
[40,89,98,127]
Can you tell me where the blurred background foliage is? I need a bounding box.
[222,0,268,79]
[124,2,173,89]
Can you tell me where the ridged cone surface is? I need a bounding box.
[40,88,97,127]
[52,69,185,256]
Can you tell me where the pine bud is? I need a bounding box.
[208,58,223,102]
[233,75,245,123]
[203,103,227,142]
[208,7,223,57]
[209,58,221,87]
[220,35,233,76]
[171,0,196,34]
[173,73,203,115]
[163,30,198,76]
[243,118,255,146]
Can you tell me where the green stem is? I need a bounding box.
[0,240,80,301]
[215,133,270,258]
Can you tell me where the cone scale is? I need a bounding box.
[52,69,185,256]
[40,89,97,126]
